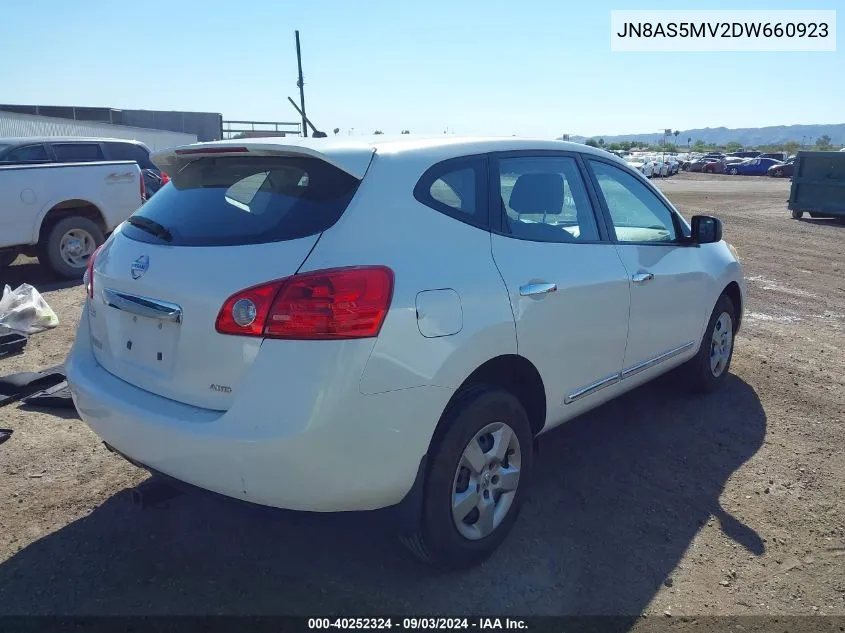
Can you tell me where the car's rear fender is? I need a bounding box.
[298,152,518,395]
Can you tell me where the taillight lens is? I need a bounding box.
[215,266,394,340]
[160,172,170,185]
[85,245,102,299]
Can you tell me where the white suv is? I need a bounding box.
[66,136,745,568]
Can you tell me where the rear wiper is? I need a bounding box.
[126,216,173,242]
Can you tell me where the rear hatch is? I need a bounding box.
[87,144,372,410]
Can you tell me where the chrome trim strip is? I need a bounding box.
[102,288,183,324]
[621,341,695,380]
[564,372,621,404]
[564,341,696,405]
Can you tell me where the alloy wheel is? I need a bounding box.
[710,312,734,377]
[451,422,521,540]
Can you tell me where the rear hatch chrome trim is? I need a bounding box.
[102,288,183,324]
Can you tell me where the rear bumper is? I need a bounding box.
[66,308,453,512]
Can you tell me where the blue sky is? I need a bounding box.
[0,0,840,137]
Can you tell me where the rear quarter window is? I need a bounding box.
[105,142,155,170]
[413,157,489,229]
[122,156,360,246]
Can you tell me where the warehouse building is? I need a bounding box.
[0,104,224,150]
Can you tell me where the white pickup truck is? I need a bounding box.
[0,161,143,278]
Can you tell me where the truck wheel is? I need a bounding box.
[400,386,533,569]
[0,250,18,268]
[791,210,804,219]
[39,216,104,279]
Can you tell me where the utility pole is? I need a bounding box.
[295,30,307,137]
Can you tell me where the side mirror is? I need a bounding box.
[691,215,723,244]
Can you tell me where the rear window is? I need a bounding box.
[122,156,360,246]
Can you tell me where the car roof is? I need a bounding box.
[0,136,148,147]
[155,135,630,180]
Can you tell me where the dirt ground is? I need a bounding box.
[0,172,843,619]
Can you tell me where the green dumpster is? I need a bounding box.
[788,151,845,219]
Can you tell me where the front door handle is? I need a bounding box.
[632,272,654,284]
[519,282,557,297]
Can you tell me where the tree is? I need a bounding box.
[693,140,707,151]
[598,138,605,146]
[674,130,680,145]
[783,141,799,156]
[584,138,599,147]
[401,129,410,134]
[333,127,340,136]
[725,141,742,152]
[816,134,833,150]
[687,137,691,148]
[373,130,384,135]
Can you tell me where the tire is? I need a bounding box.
[730,168,738,175]
[791,210,804,219]
[683,294,736,393]
[39,216,104,279]
[773,169,783,177]
[0,250,18,268]
[401,385,533,569]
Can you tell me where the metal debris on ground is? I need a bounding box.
[0,364,67,407]
[0,332,28,358]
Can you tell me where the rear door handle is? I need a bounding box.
[519,282,557,297]
[632,272,654,284]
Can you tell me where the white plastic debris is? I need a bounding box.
[0,284,60,335]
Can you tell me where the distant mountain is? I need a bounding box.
[566,124,845,147]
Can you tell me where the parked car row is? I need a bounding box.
[622,153,681,178]
[725,157,785,176]
[677,151,797,178]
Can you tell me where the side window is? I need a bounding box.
[106,143,154,169]
[2,144,49,163]
[430,168,475,213]
[589,160,678,243]
[51,143,104,162]
[497,155,599,243]
[414,158,487,229]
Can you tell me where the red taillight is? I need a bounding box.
[215,266,394,340]
[160,171,170,185]
[86,245,102,299]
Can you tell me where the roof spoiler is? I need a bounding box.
[152,141,375,180]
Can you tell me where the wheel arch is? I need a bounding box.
[431,354,547,451]
[36,199,107,245]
